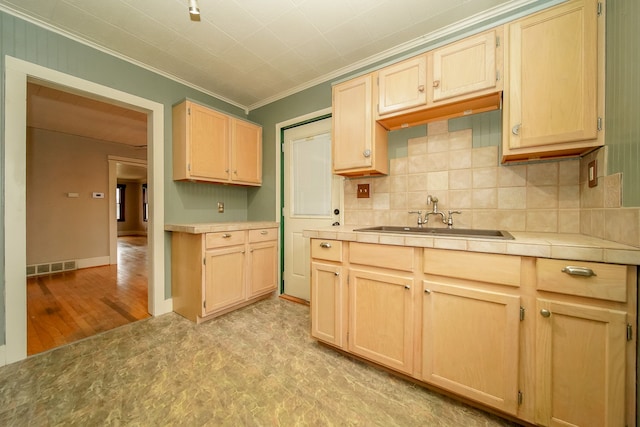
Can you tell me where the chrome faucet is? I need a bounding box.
[424,195,446,225]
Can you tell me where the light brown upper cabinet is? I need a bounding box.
[332,74,388,176]
[502,0,604,162]
[173,100,262,186]
[375,28,503,130]
[376,55,428,115]
[428,28,502,103]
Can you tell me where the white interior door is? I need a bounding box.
[283,118,342,301]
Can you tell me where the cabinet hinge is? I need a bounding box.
[203,300,206,309]
[188,163,191,172]
[281,143,285,153]
[517,390,523,405]
[627,324,633,341]
[496,36,500,48]
[187,107,191,115]
[347,331,349,343]
[519,306,525,321]
[597,2,603,16]
[203,257,206,265]
[496,70,501,82]
[597,117,603,131]
[347,275,349,285]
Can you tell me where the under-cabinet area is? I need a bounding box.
[307,234,638,427]
[167,222,278,323]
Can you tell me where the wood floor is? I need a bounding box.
[27,236,150,356]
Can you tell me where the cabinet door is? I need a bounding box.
[506,0,599,150]
[189,103,230,181]
[377,56,427,115]
[204,246,245,315]
[430,30,497,102]
[332,74,388,176]
[231,119,262,185]
[311,262,344,348]
[247,240,277,298]
[535,299,626,427]
[423,281,520,415]
[348,268,414,374]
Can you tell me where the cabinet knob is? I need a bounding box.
[418,85,425,92]
[424,289,431,294]
[433,80,440,88]
[222,233,232,238]
[233,170,237,174]
[319,242,332,249]
[260,230,268,235]
[334,272,340,276]
[512,124,521,135]
[540,309,551,318]
[363,149,371,158]
[404,285,411,290]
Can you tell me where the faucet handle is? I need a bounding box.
[427,195,438,205]
[408,210,423,226]
[446,210,462,229]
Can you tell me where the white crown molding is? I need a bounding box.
[247,0,564,111]
[0,4,249,113]
[0,0,564,114]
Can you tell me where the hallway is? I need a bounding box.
[27,236,149,355]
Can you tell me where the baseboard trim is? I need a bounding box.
[117,230,148,237]
[76,256,110,269]
[0,344,6,367]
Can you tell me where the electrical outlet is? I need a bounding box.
[357,184,370,199]
[217,202,224,213]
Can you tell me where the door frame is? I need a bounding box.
[3,56,170,365]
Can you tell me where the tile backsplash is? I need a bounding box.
[343,120,640,248]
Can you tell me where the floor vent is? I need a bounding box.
[27,260,78,277]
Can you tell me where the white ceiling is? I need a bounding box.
[0,0,541,111]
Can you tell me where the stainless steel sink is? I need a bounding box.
[354,226,514,240]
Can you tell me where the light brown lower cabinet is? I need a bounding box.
[172,227,278,323]
[309,240,637,426]
[422,281,521,415]
[348,268,415,375]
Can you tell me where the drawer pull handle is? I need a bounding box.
[260,230,268,235]
[561,266,597,277]
[540,309,551,318]
[222,233,232,238]
[319,242,332,249]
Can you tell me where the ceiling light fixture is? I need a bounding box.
[188,0,200,16]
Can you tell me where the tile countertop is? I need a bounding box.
[165,222,278,234]
[302,226,640,266]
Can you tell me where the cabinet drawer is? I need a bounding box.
[424,249,521,287]
[205,231,246,248]
[249,228,277,243]
[349,242,414,272]
[536,259,627,302]
[311,239,343,262]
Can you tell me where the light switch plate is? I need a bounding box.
[588,160,597,187]
[217,202,224,213]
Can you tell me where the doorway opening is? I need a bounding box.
[3,56,168,365]
[24,83,152,355]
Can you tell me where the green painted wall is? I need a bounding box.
[0,11,248,344]
[605,0,640,207]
